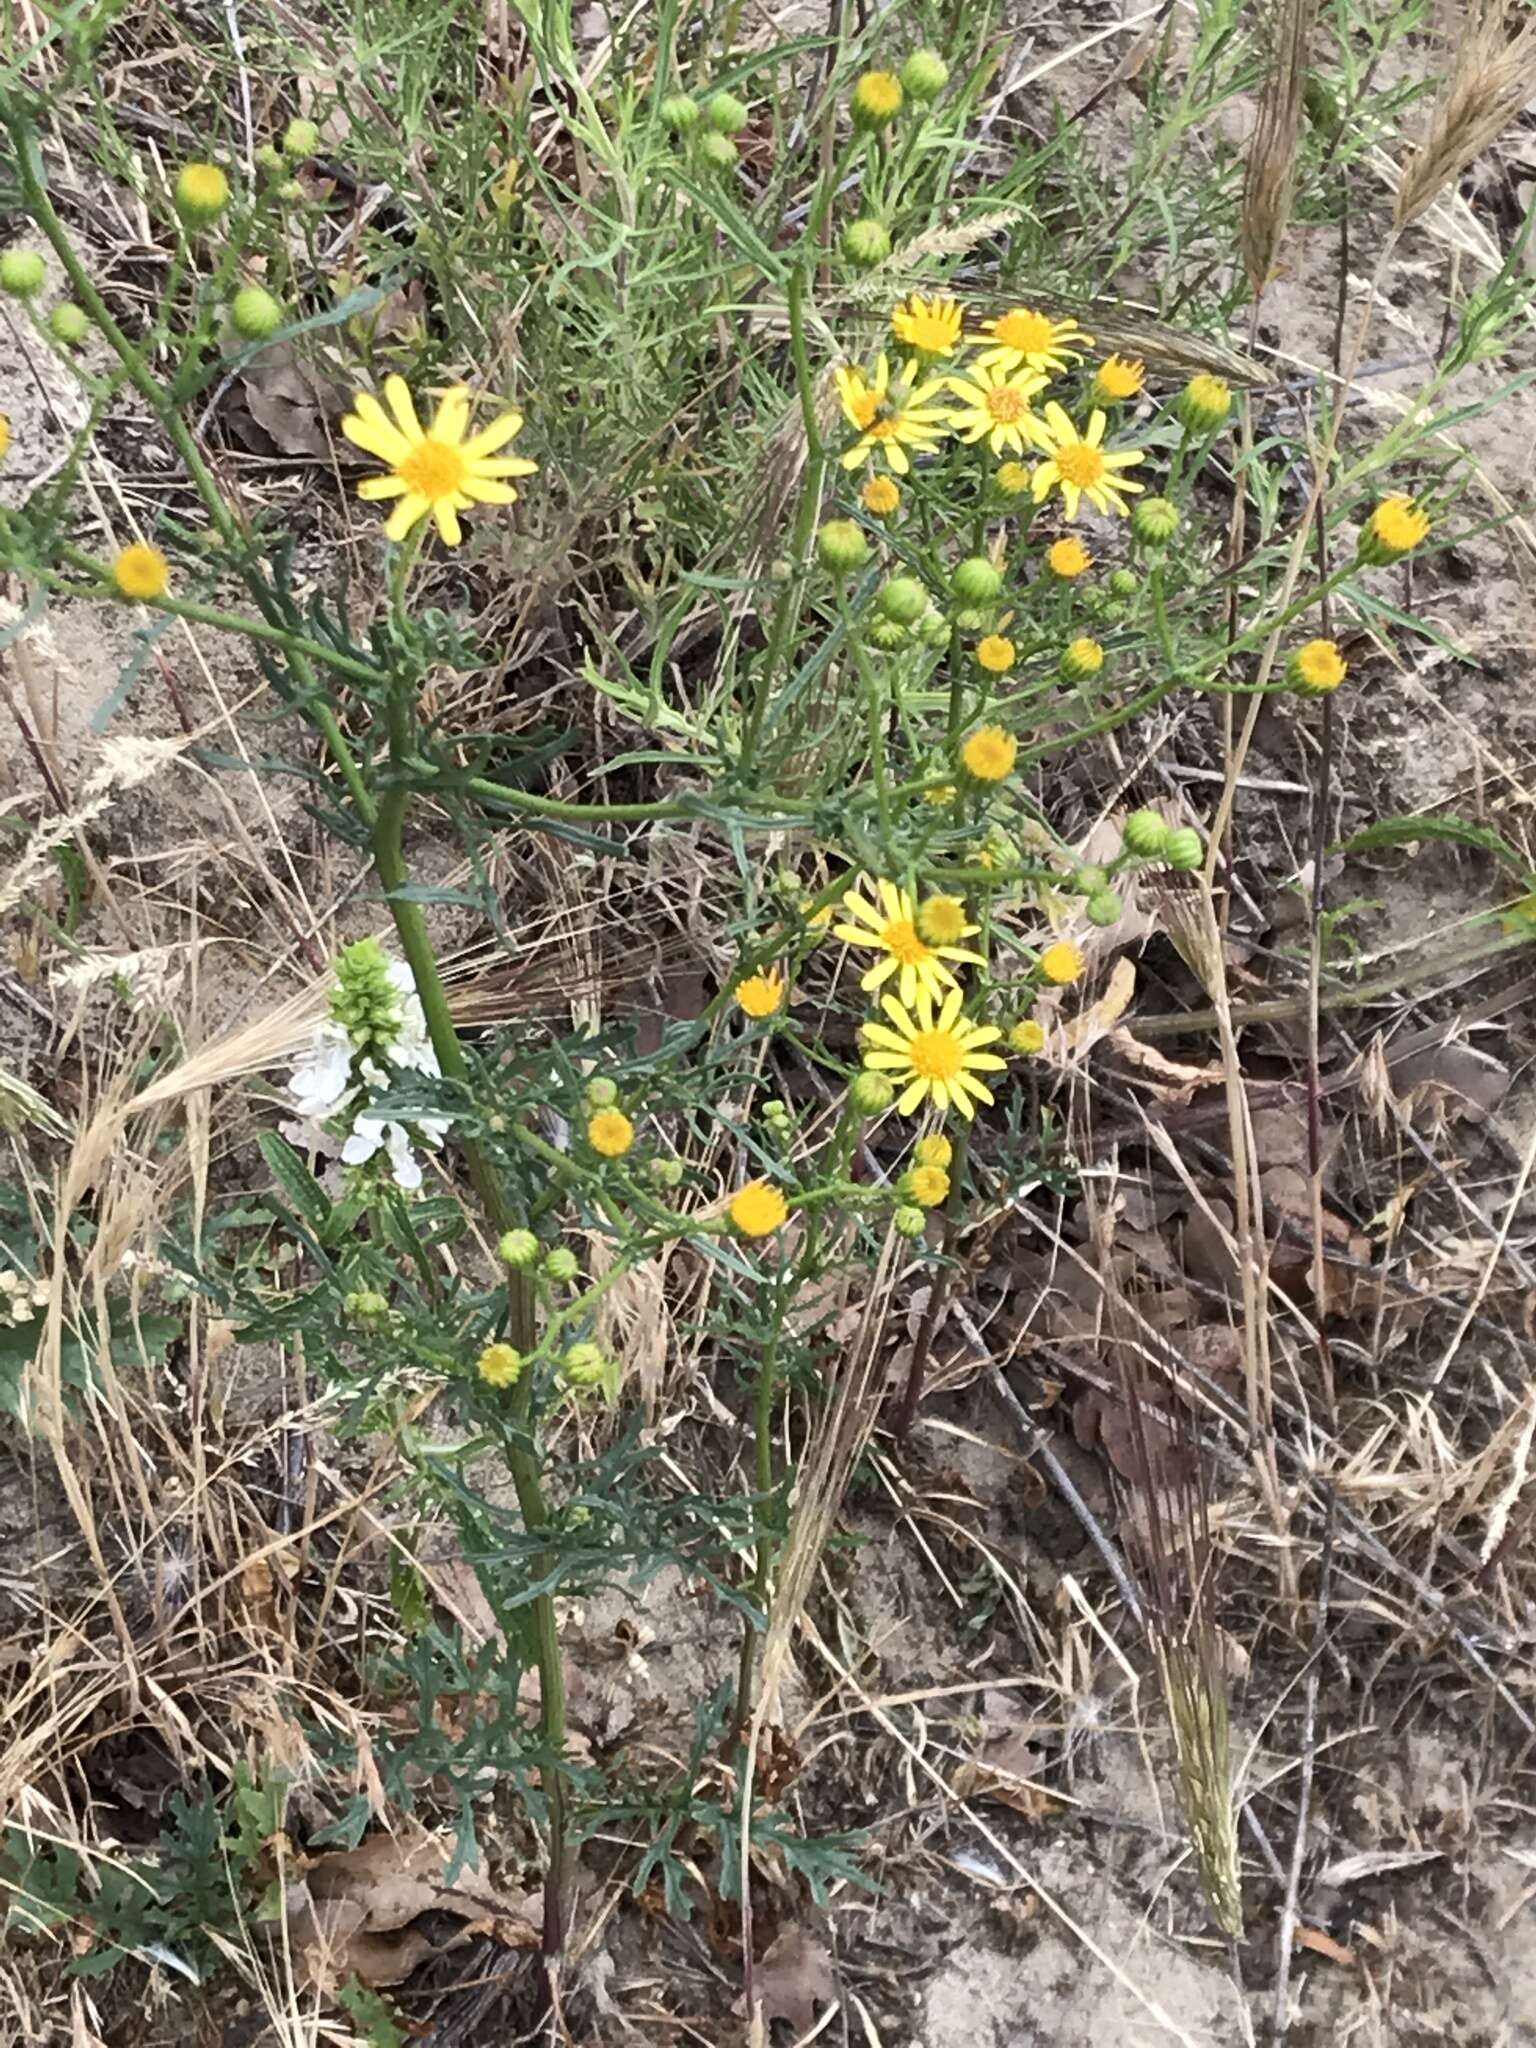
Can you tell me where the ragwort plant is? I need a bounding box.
[4,0,1512,2005]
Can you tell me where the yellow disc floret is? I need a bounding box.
[111,543,170,601]
[960,725,1017,781]
[730,1179,788,1236]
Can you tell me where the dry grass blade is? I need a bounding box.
[1242,0,1320,295]
[1395,0,1536,228]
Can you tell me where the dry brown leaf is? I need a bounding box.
[222,345,345,459]
[1294,1924,1357,1967]
[951,1730,1058,1818]
[1108,1029,1224,1104]
[288,1826,539,1990]
[1058,955,1137,1056]
[738,1926,839,2033]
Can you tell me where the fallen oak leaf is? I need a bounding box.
[735,1925,839,2033]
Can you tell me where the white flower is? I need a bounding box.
[286,1024,353,1121]
[343,1115,427,1190]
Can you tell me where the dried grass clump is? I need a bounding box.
[1396,0,1536,228]
[1241,0,1320,296]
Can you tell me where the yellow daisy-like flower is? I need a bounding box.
[923,782,957,805]
[1289,638,1347,695]
[587,1109,635,1158]
[834,353,950,474]
[341,374,537,546]
[0,411,10,465]
[1039,940,1084,985]
[1090,353,1145,404]
[730,1179,788,1237]
[975,306,1091,376]
[1047,536,1092,579]
[961,724,1017,782]
[1031,403,1146,520]
[477,1341,525,1387]
[917,894,976,947]
[735,969,786,1018]
[861,987,1007,1119]
[976,634,1015,673]
[944,361,1052,458]
[862,474,901,516]
[995,460,1031,496]
[891,292,965,356]
[904,1164,951,1206]
[174,162,230,223]
[1009,1018,1046,1053]
[834,878,985,1007]
[1361,495,1431,562]
[111,543,170,601]
[915,1132,952,1169]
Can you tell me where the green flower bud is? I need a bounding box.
[230,284,284,339]
[498,1228,540,1270]
[840,217,891,268]
[1122,808,1169,858]
[953,606,990,633]
[850,1070,895,1115]
[704,90,749,134]
[585,1076,619,1109]
[1086,888,1123,927]
[562,1341,610,1387]
[698,131,738,171]
[1164,827,1203,871]
[878,575,927,624]
[283,117,321,158]
[1060,635,1105,681]
[543,1247,579,1282]
[0,249,45,297]
[1176,374,1232,433]
[1073,865,1108,895]
[661,93,700,132]
[174,162,231,225]
[1108,568,1139,597]
[917,609,951,649]
[330,936,402,1056]
[278,178,305,203]
[893,1204,928,1240]
[48,302,89,346]
[816,518,870,574]
[344,1288,389,1325]
[900,49,949,102]
[868,617,909,651]
[952,556,1003,604]
[1131,496,1180,546]
[649,1156,685,1189]
[255,143,285,175]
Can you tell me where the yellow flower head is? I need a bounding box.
[852,69,904,126]
[1039,940,1084,985]
[975,306,1091,376]
[1009,1018,1046,1053]
[1362,495,1431,562]
[1091,353,1145,404]
[862,474,901,516]
[477,1341,525,1387]
[918,894,976,946]
[861,986,1007,1119]
[587,1108,635,1158]
[975,634,1015,673]
[961,724,1017,781]
[174,162,230,223]
[904,1163,951,1206]
[1047,536,1092,579]
[111,543,170,601]
[995,460,1031,496]
[0,411,9,465]
[1179,374,1232,431]
[730,1179,788,1237]
[1031,403,1146,520]
[1062,634,1104,678]
[341,374,537,546]
[735,969,786,1018]
[914,1132,953,1169]
[1289,637,1347,695]
[943,361,1052,458]
[892,293,965,356]
[834,353,951,475]
[923,782,957,805]
[834,877,985,1007]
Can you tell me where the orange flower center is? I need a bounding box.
[985,384,1029,424]
[907,1028,964,1081]
[849,392,880,429]
[879,918,933,966]
[398,437,467,499]
[992,309,1055,353]
[1055,442,1105,488]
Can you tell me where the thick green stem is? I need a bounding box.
[373,678,569,1959]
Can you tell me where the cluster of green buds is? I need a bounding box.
[330,936,403,1057]
[760,1097,796,1141]
[499,1229,583,1288]
[1119,809,1203,870]
[867,573,948,654]
[662,88,750,172]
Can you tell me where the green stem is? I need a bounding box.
[730,1315,781,1747]
[1149,564,1176,669]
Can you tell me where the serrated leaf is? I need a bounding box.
[257,1131,334,1232]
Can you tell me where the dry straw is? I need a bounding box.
[1241,0,1321,296]
[1395,0,1536,228]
